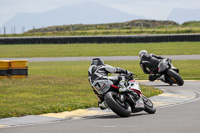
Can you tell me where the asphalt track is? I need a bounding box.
[1,55,200,62]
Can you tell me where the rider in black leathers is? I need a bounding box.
[139,50,165,81]
[88,57,133,109]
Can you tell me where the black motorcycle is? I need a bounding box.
[157,59,184,86]
[104,74,156,117]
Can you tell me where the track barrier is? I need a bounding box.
[0,60,10,79]
[0,60,28,79]
[0,34,200,44]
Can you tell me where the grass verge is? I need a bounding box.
[0,42,199,57]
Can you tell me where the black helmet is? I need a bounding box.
[91,57,104,66]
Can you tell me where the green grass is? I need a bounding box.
[106,60,200,80]
[0,60,199,118]
[0,42,200,58]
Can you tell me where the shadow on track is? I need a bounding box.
[145,84,179,87]
[87,112,148,119]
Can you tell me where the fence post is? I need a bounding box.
[177,23,179,32]
[80,24,82,31]
[165,22,168,32]
[95,25,97,33]
[14,26,16,34]
[130,26,132,32]
[85,25,87,32]
[70,25,73,32]
[141,23,143,32]
[63,26,66,34]
[153,23,156,32]
[118,25,120,32]
[73,25,75,33]
[11,27,13,34]
[107,25,109,31]
[22,26,25,33]
[4,27,6,35]
[190,23,192,31]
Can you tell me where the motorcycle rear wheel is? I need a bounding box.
[105,91,131,117]
[167,69,184,86]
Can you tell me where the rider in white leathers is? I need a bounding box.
[88,57,133,109]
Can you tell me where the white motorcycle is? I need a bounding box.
[103,74,156,117]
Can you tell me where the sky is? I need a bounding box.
[0,0,200,27]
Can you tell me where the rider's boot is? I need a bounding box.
[98,101,107,110]
[159,75,165,81]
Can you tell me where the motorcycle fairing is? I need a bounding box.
[135,97,145,108]
[92,80,113,94]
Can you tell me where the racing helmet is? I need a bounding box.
[139,50,148,59]
[91,57,104,66]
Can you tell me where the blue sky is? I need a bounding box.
[0,0,200,26]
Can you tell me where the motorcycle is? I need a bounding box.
[157,59,184,86]
[104,74,156,117]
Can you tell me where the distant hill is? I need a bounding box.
[167,8,200,24]
[27,19,178,33]
[124,20,177,27]
[182,21,200,27]
[2,2,144,34]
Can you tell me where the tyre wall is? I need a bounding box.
[0,34,200,44]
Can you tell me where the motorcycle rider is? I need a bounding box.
[139,50,166,81]
[88,57,133,110]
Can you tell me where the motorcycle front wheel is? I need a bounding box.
[142,95,156,114]
[105,91,131,117]
[167,69,184,86]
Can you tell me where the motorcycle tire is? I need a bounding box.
[105,91,131,117]
[167,69,184,86]
[142,95,156,114]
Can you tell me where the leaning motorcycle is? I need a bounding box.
[104,74,156,117]
[157,59,184,86]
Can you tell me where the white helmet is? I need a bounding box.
[139,50,148,59]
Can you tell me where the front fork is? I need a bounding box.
[118,92,137,106]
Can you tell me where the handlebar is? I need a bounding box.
[120,72,137,81]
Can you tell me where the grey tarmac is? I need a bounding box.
[0,55,200,62]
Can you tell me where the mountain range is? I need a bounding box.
[1,2,144,34]
[2,2,200,34]
[167,8,200,24]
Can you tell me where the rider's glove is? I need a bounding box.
[119,87,129,93]
[126,70,133,79]
[126,70,133,75]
